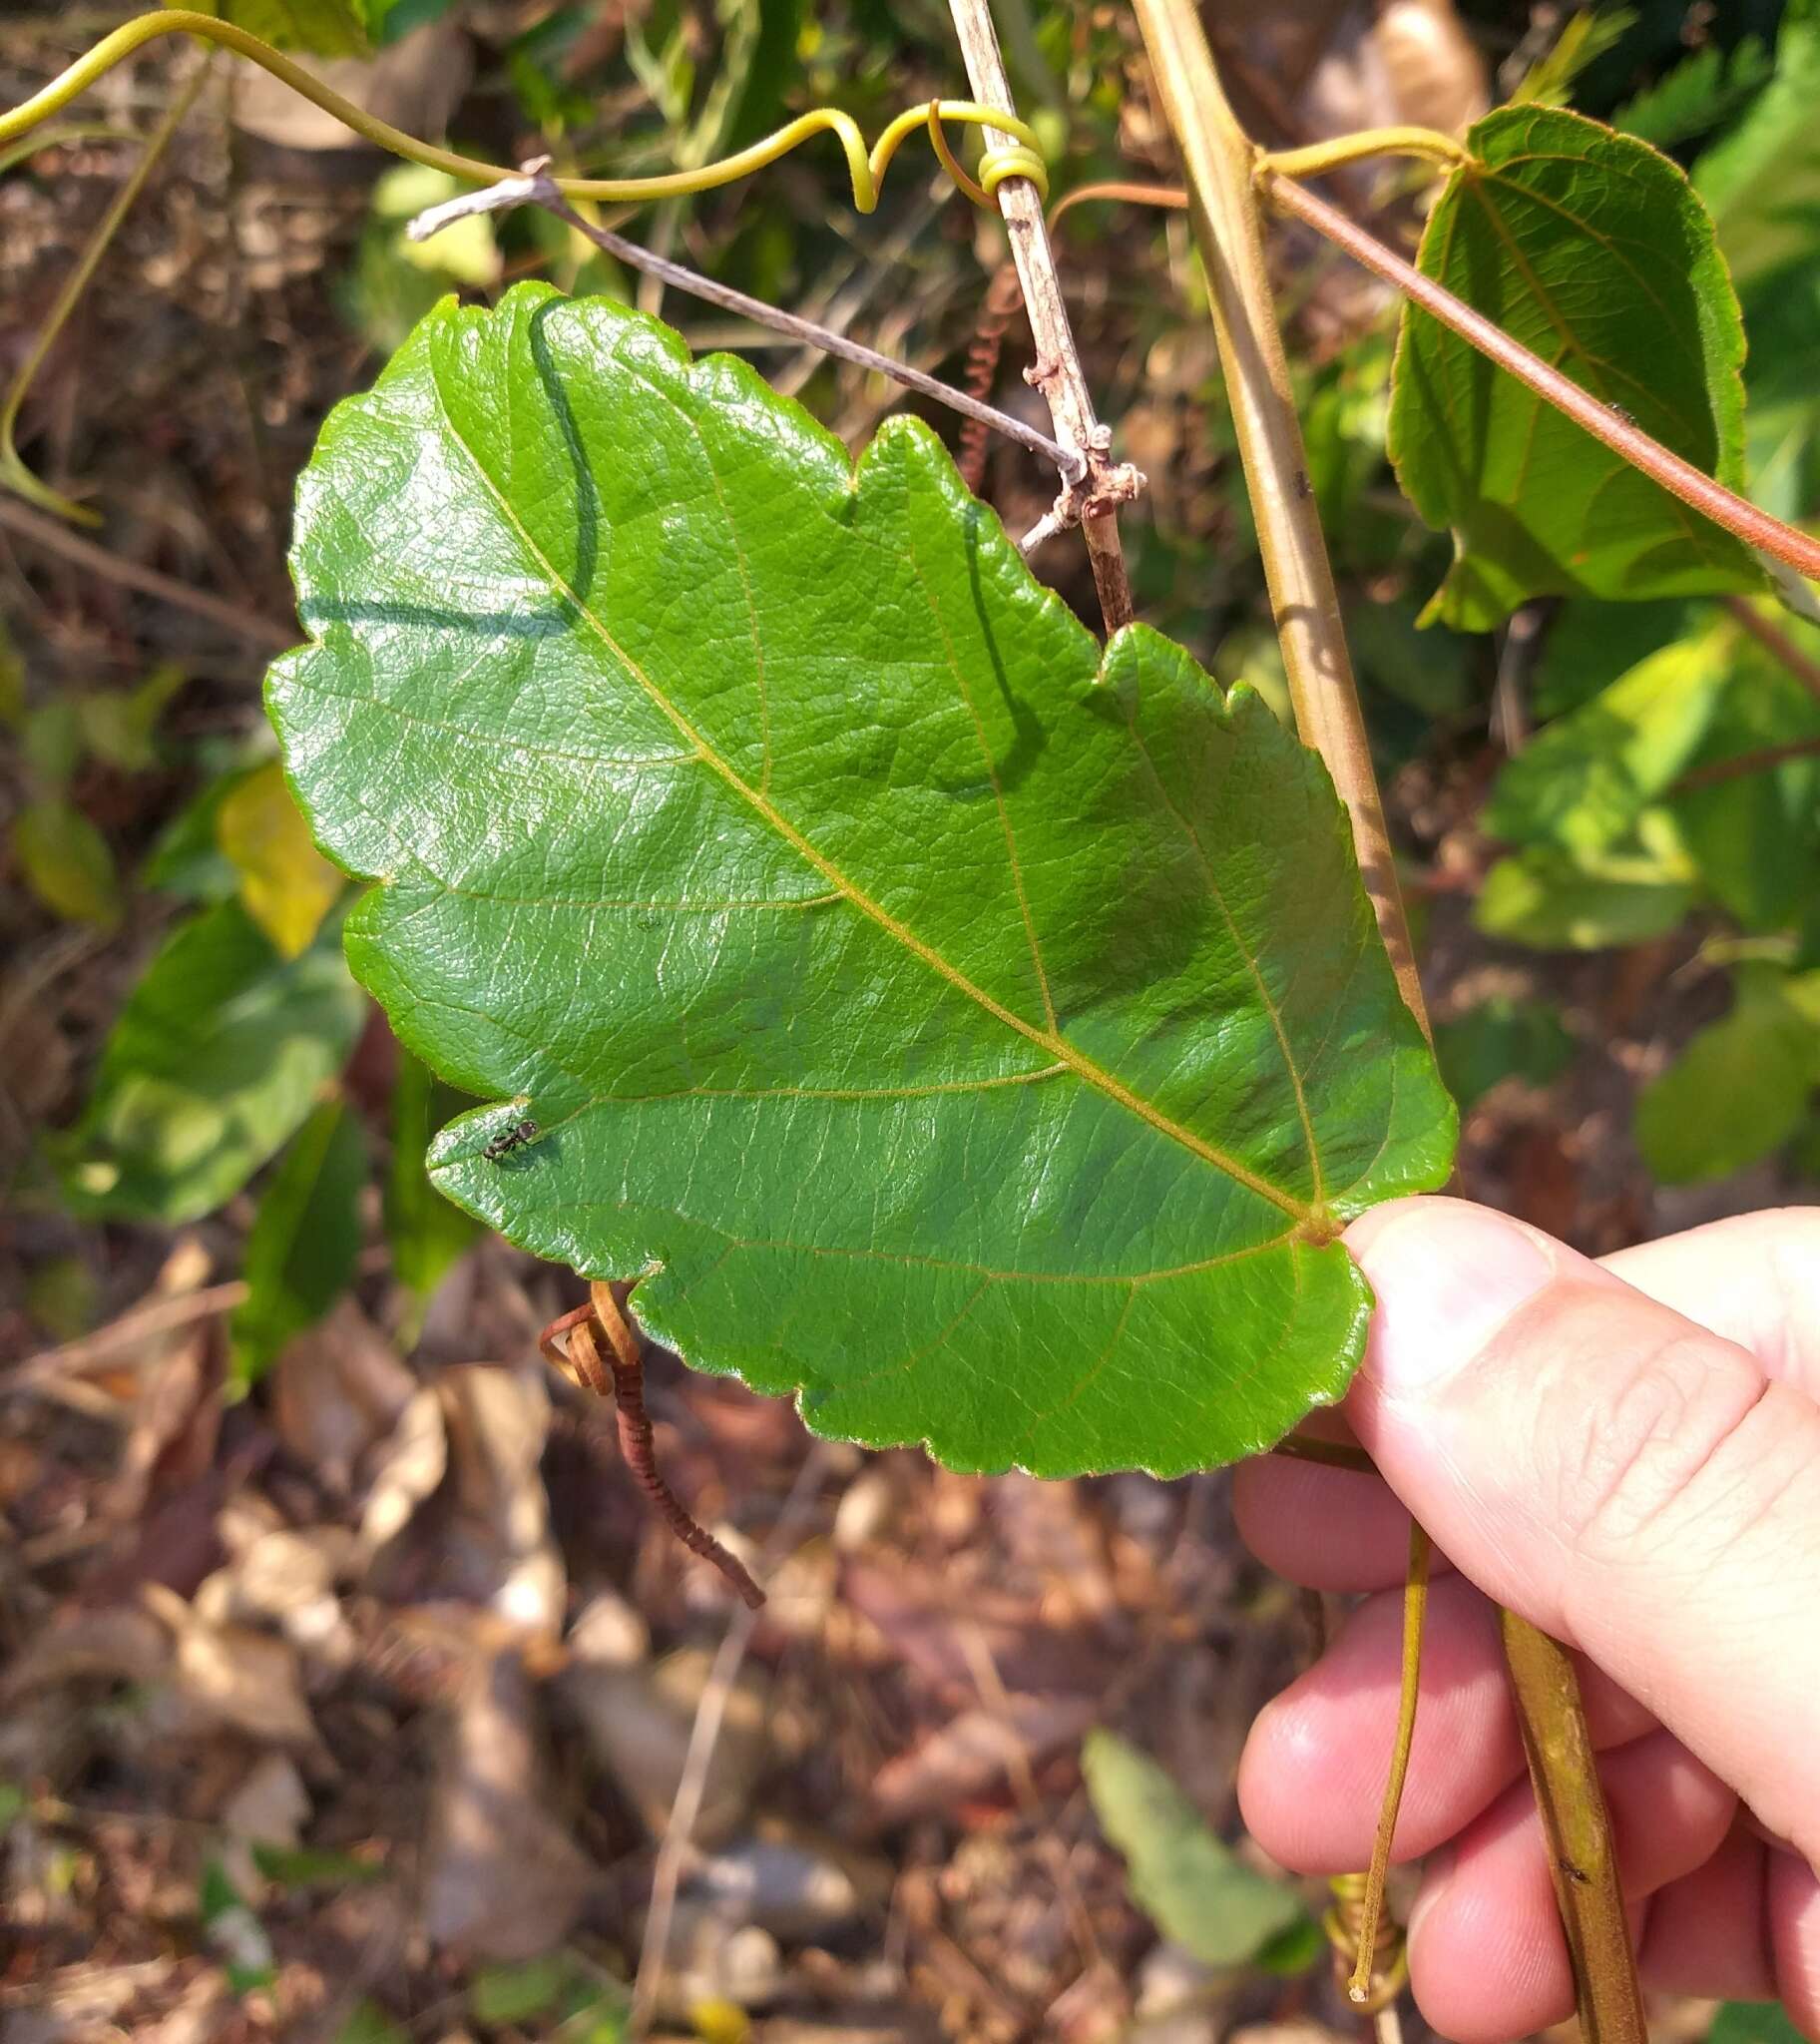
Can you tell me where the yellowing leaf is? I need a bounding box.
[217,759,343,958]
[14,799,122,927]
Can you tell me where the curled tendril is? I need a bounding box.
[0,11,1048,217]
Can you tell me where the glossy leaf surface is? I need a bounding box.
[1390,105,1759,630]
[267,288,1453,1477]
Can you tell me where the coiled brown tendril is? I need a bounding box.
[540,1285,764,1610]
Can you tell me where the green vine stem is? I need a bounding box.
[0,12,1042,219]
[1126,4,1647,2040]
[1,62,210,524]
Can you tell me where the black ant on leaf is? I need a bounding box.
[482,1116,540,1162]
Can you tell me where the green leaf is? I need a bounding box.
[1532,597,1695,720]
[1706,2005,1809,2044]
[333,2003,412,2044]
[199,1857,275,1996]
[1390,105,1759,631]
[1635,970,1820,1184]
[266,288,1454,1479]
[172,0,370,57]
[1695,18,1820,298]
[249,1841,386,1887]
[53,899,365,1224]
[342,166,503,357]
[1435,996,1575,1110]
[14,798,122,927]
[1669,635,1820,931]
[1484,628,1731,855]
[361,0,455,44]
[1476,839,1695,950]
[1694,18,1820,512]
[1616,34,1774,152]
[469,1957,575,2024]
[384,1049,481,1303]
[78,664,186,772]
[1081,1729,1308,1967]
[141,757,264,900]
[230,1098,368,1386]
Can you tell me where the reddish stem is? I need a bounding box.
[539,1290,766,1609]
[1263,173,1820,587]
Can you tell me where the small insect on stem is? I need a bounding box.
[483,1116,539,1161]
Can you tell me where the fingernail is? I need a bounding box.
[1345,1200,1560,1398]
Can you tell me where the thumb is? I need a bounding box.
[1344,1196,1820,1863]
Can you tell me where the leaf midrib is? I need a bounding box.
[417,358,1313,1228]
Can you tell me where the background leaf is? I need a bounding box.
[1476,839,1695,950]
[384,1050,481,1305]
[14,798,123,927]
[53,899,365,1223]
[230,1096,368,1386]
[1435,995,1575,1110]
[267,288,1454,1478]
[1706,2004,1810,2044]
[1484,628,1730,855]
[1634,969,1820,1184]
[172,0,370,57]
[1081,1728,1309,1968]
[1389,104,1759,630]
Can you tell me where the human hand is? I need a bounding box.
[1233,1199,1820,2041]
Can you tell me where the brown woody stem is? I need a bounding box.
[1130,6,1646,2038]
[946,0,1140,632]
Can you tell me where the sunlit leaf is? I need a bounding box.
[1390,105,1759,630]
[1082,1728,1309,1967]
[1695,17,1820,298]
[1476,838,1695,950]
[1695,17,1820,515]
[230,1097,368,1385]
[14,798,122,927]
[1484,628,1731,855]
[53,899,364,1224]
[342,166,503,356]
[173,0,369,57]
[1635,969,1820,1183]
[266,288,1454,1478]
[217,757,345,959]
[1668,629,1820,931]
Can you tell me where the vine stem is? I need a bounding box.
[945,0,1141,632]
[1262,172,1820,588]
[407,166,1085,486]
[0,13,1041,218]
[1129,5,1647,2041]
[2,61,211,524]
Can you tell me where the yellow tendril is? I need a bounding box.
[1257,125,1470,183]
[0,11,1047,217]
